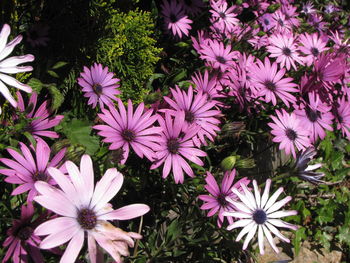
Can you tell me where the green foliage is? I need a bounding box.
[55,117,100,156]
[96,8,162,103]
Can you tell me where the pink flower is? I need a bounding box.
[150,111,206,184]
[161,0,193,39]
[3,202,46,263]
[34,154,150,263]
[209,0,239,33]
[162,85,221,146]
[294,92,333,143]
[0,24,34,114]
[200,39,237,72]
[334,96,350,140]
[298,33,328,66]
[267,32,303,70]
[0,138,66,201]
[199,169,250,228]
[17,91,64,139]
[191,70,223,101]
[77,63,121,109]
[93,99,162,164]
[268,109,311,158]
[314,53,346,85]
[248,57,298,107]
[258,13,276,31]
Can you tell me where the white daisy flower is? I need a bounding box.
[223,179,298,254]
[0,24,34,113]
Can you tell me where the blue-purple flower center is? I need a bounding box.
[282,47,292,56]
[121,129,136,142]
[92,83,103,94]
[219,12,226,19]
[78,208,97,230]
[167,138,180,154]
[306,108,319,122]
[217,193,227,206]
[285,128,297,141]
[311,47,319,56]
[264,19,270,25]
[264,80,276,91]
[170,13,178,23]
[216,56,226,64]
[33,171,48,182]
[185,110,195,123]
[252,209,267,224]
[17,226,33,240]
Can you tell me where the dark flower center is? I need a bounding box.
[185,110,195,123]
[278,19,284,26]
[264,80,276,91]
[264,19,270,25]
[311,47,319,56]
[219,12,226,19]
[77,208,97,230]
[170,13,178,23]
[29,30,39,40]
[282,47,292,56]
[121,129,136,142]
[17,226,33,240]
[92,83,103,94]
[167,138,180,154]
[306,108,319,122]
[32,171,48,182]
[285,128,297,141]
[253,209,267,224]
[217,193,227,206]
[216,56,226,64]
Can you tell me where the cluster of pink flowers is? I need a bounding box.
[1,0,349,260]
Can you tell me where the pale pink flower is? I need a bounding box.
[34,154,150,263]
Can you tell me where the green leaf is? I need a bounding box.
[52,61,68,69]
[27,78,43,93]
[166,219,181,242]
[47,70,59,78]
[47,85,64,111]
[315,230,332,251]
[293,227,306,256]
[171,69,187,84]
[61,119,100,155]
[337,226,350,246]
[23,131,37,147]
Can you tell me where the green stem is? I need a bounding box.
[133,216,143,257]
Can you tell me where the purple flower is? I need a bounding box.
[200,39,238,72]
[17,91,64,139]
[209,0,239,33]
[162,85,221,146]
[150,111,206,184]
[294,92,333,143]
[334,96,350,140]
[3,202,46,263]
[93,99,162,164]
[267,32,303,71]
[298,33,328,67]
[268,109,311,158]
[0,138,66,201]
[258,13,276,31]
[0,24,34,114]
[26,23,50,48]
[77,63,121,109]
[161,0,193,39]
[199,169,250,228]
[248,57,298,107]
[293,147,325,184]
[191,70,223,101]
[179,0,205,16]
